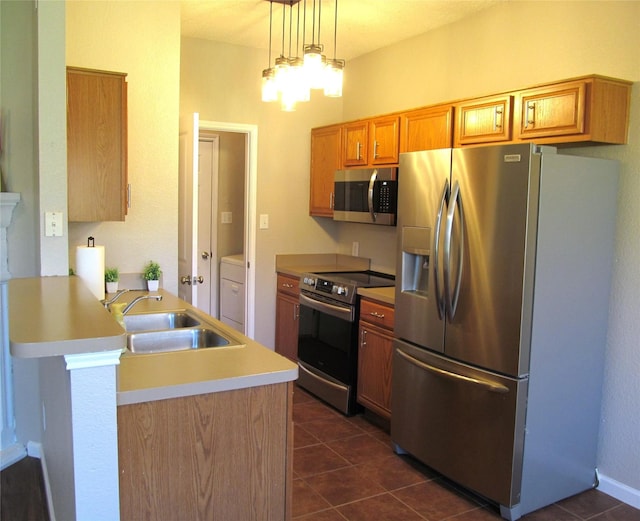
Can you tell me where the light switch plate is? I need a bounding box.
[221,211,233,224]
[259,214,269,229]
[45,211,64,237]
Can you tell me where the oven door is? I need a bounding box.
[297,292,359,414]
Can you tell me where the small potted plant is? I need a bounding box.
[143,260,161,291]
[105,267,119,294]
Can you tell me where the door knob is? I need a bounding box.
[194,276,204,284]
[180,275,192,285]
[201,251,210,259]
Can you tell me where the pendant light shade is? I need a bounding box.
[261,0,344,110]
[262,68,278,102]
[324,58,344,97]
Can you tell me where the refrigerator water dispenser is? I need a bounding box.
[400,226,431,296]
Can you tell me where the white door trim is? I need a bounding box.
[198,120,257,339]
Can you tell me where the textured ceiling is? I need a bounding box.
[180,0,504,61]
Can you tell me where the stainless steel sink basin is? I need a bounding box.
[123,311,200,332]
[127,327,232,354]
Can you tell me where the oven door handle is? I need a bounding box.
[299,293,354,322]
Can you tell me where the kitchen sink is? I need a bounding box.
[127,327,233,354]
[123,311,201,332]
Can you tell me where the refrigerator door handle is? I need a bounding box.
[396,348,509,394]
[444,180,465,320]
[368,169,378,223]
[433,178,450,319]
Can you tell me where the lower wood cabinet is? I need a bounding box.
[275,273,300,362]
[357,298,395,419]
[118,382,293,521]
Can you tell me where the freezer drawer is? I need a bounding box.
[391,340,528,507]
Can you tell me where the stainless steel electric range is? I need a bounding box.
[297,270,395,415]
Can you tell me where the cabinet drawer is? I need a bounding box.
[277,274,299,297]
[360,299,394,330]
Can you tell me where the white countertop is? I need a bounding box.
[8,276,126,358]
[8,277,297,404]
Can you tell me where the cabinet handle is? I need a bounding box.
[294,303,299,321]
[361,329,367,347]
[373,140,379,159]
[282,283,293,289]
[330,192,334,209]
[493,106,503,130]
[369,311,385,319]
[356,141,362,161]
[525,101,536,128]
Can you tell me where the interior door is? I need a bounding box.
[178,112,199,303]
[196,137,219,316]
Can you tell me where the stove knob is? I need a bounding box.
[334,285,348,296]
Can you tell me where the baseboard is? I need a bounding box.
[26,441,56,521]
[0,442,26,470]
[598,472,640,510]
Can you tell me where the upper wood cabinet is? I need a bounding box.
[370,115,400,165]
[454,94,513,147]
[343,115,400,167]
[342,120,369,167]
[310,124,342,217]
[67,67,128,222]
[514,76,631,144]
[400,104,454,153]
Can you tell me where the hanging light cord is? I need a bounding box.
[333,0,338,59]
[268,1,273,66]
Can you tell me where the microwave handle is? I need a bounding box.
[368,169,378,223]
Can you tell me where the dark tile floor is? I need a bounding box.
[292,386,640,521]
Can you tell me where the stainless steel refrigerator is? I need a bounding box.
[392,144,618,520]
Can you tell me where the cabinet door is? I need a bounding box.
[400,105,454,153]
[454,95,512,146]
[370,115,400,165]
[67,67,128,221]
[275,292,299,362]
[515,81,585,140]
[357,321,393,419]
[343,121,368,167]
[310,125,342,217]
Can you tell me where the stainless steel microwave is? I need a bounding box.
[333,168,398,225]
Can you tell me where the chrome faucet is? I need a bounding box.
[122,294,163,315]
[101,289,130,308]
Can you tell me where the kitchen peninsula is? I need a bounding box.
[8,276,297,521]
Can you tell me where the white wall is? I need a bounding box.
[66,1,181,294]
[343,0,640,501]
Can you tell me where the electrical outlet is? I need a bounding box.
[45,211,64,237]
[352,241,359,257]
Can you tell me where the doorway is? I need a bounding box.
[178,115,257,338]
[197,131,246,324]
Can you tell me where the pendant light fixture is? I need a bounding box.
[324,0,344,97]
[261,1,278,102]
[261,0,344,110]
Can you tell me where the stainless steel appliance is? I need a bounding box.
[297,270,394,415]
[392,144,618,520]
[333,168,398,225]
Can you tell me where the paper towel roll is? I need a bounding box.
[76,244,105,300]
